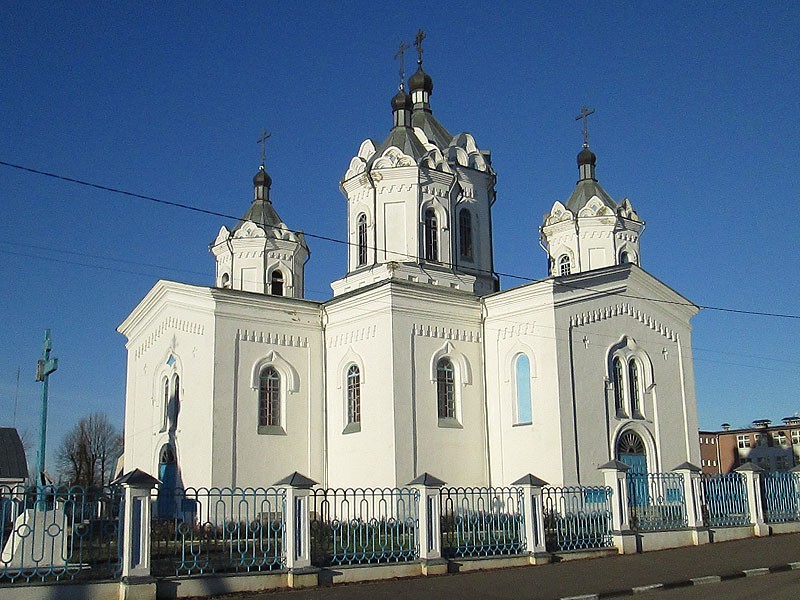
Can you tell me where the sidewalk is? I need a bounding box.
[233,534,800,599]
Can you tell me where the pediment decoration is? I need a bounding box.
[372,146,416,169]
[570,303,678,342]
[544,201,574,226]
[617,198,641,222]
[251,350,299,393]
[335,346,366,389]
[502,341,537,384]
[429,341,473,386]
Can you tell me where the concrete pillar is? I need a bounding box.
[114,469,159,600]
[672,462,709,545]
[512,474,550,564]
[275,472,319,588]
[407,473,447,575]
[735,463,769,536]
[598,460,637,554]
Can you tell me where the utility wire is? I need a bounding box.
[2,159,799,321]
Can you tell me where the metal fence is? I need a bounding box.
[0,484,122,584]
[150,487,285,577]
[701,473,750,527]
[440,486,525,558]
[309,487,419,567]
[762,472,800,523]
[627,473,688,532]
[542,486,613,552]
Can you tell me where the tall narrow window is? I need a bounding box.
[559,255,571,276]
[612,357,625,416]
[436,358,455,419]
[459,209,473,260]
[271,270,284,296]
[346,365,361,428]
[357,213,368,266]
[161,377,169,432]
[628,359,641,416]
[169,374,180,431]
[515,354,533,425]
[424,208,438,262]
[259,367,281,427]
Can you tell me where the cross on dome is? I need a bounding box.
[257,129,271,169]
[394,40,411,91]
[575,106,595,148]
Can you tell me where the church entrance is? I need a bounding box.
[157,443,177,518]
[616,431,648,506]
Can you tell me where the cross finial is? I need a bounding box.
[394,40,411,91]
[257,129,271,169]
[414,29,426,65]
[575,106,595,148]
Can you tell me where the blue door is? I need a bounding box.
[157,444,177,518]
[617,432,648,507]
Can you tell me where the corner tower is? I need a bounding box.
[211,163,309,297]
[333,36,498,296]
[541,109,644,277]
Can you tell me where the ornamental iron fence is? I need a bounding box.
[309,487,419,567]
[542,486,613,552]
[0,484,122,584]
[700,473,750,527]
[440,486,525,558]
[150,486,285,577]
[627,473,688,532]
[762,472,800,523]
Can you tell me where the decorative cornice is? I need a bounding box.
[497,322,535,340]
[327,325,377,348]
[570,302,678,342]
[238,329,309,347]
[413,323,481,343]
[135,316,205,359]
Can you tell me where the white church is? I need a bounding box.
[119,50,701,494]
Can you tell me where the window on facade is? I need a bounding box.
[357,213,368,267]
[612,357,625,416]
[424,208,438,262]
[271,270,284,296]
[755,433,768,447]
[558,255,571,276]
[221,272,230,288]
[515,354,532,425]
[258,367,281,428]
[792,430,800,446]
[161,377,169,432]
[346,365,361,428]
[737,434,750,449]
[773,432,789,448]
[436,358,455,420]
[628,359,642,416]
[459,209,473,260]
[619,250,630,264]
[169,374,180,431]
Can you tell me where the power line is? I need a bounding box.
[2,159,799,321]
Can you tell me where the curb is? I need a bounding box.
[559,561,800,599]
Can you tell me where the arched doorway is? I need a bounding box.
[616,430,648,506]
[157,443,177,518]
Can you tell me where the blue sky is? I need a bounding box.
[1,2,798,471]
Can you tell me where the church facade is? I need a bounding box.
[119,56,701,492]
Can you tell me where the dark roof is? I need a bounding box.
[564,178,617,214]
[112,468,160,487]
[371,127,430,164]
[234,199,283,233]
[273,471,317,488]
[0,428,28,481]
[410,110,453,150]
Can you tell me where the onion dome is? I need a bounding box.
[577,146,596,167]
[253,165,272,190]
[409,65,433,94]
[391,89,411,111]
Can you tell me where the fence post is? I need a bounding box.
[672,462,709,545]
[735,463,769,536]
[114,469,159,600]
[512,474,550,564]
[598,460,637,554]
[407,473,447,575]
[275,472,319,588]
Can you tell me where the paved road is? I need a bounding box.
[210,534,800,599]
[634,569,800,600]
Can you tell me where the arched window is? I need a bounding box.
[357,213,368,267]
[612,357,626,416]
[559,255,571,276]
[459,209,473,260]
[259,367,281,427]
[436,357,455,419]
[628,359,641,416]
[515,354,532,425]
[619,250,630,265]
[271,270,284,296]
[161,377,169,432]
[346,365,361,427]
[169,374,180,431]
[220,272,230,288]
[424,208,438,262]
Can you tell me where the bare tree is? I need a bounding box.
[56,413,123,487]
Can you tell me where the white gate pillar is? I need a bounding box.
[512,474,550,564]
[114,469,159,600]
[735,463,769,536]
[408,473,447,575]
[672,462,709,545]
[598,460,637,554]
[275,472,319,588]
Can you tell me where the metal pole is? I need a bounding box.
[35,329,58,486]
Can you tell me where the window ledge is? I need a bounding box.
[512,421,533,428]
[438,418,463,429]
[342,422,361,434]
[257,425,286,435]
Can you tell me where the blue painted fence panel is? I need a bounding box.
[542,486,613,552]
[763,472,800,523]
